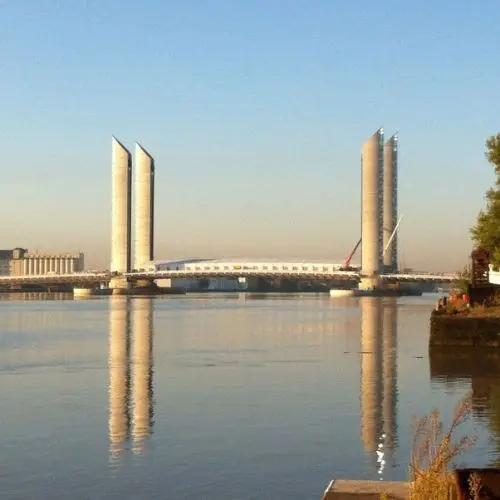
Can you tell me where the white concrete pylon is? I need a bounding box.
[133,143,155,272]
[383,135,398,273]
[361,128,384,278]
[111,137,132,287]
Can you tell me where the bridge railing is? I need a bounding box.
[124,269,361,279]
[0,272,110,282]
[0,269,458,283]
[381,273,458,281]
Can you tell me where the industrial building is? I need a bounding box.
[0,249,15,276]
[0,247,84,276]
[9,248,84,276]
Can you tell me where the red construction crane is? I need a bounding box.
[343,238,361,269]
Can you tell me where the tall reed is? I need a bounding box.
[408,395,477,499]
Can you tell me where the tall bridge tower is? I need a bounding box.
[110,138,132,289]
[360,128,399,288]
[383,135,398,274]
[134,144,155,271]
[360,128,384,289]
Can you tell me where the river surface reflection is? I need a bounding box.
[108,297,154,461]
[0,293,499,499]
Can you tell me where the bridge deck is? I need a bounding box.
[0,269,458,285]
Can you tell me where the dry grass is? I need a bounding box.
[468,472,482,499]
[408,394,478,499]
[439,291,500,317]
[440,299,500,317]
[466,305,500,317]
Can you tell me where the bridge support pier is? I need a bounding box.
[240,276,285,292]
[278,278,299,292]
[133,278,157,290]
[243,276,273,292]
[358,276,382,291]
[109,276,130,292]
[73,287,95,298]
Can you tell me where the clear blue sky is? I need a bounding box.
[1,0,499,271]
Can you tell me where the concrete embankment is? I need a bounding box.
[73,287,95,298]
[329,287,422,298]
[429,311,500,347]
[322,479,409,499]
[110,286,185,296]
[73,286,186,298]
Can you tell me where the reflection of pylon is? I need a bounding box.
[359,298,398,477]
[108,297,131,464]
[376,433,387,479]
[382,299,398,466]
[132,298,154,455]
[360,298,382,455]
[108,296,155,463]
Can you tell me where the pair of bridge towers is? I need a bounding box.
[360,129,399,289]
[110,137,155,289]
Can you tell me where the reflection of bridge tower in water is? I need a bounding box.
[381,299,398,457]
[359,297,398,476]
[131,298,154,453]
[108,296,131,461]
[108,297,154,462]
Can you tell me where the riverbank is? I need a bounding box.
[430,312,500,347]
[430,299,500,347]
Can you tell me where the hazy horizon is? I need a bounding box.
[1,1,498,272]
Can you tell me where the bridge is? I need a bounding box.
[0,266,458,287]
[4,134,463,291]
[0,272,110,286]
[127,269,457,282]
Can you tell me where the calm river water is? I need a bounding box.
[1,293,499,499]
